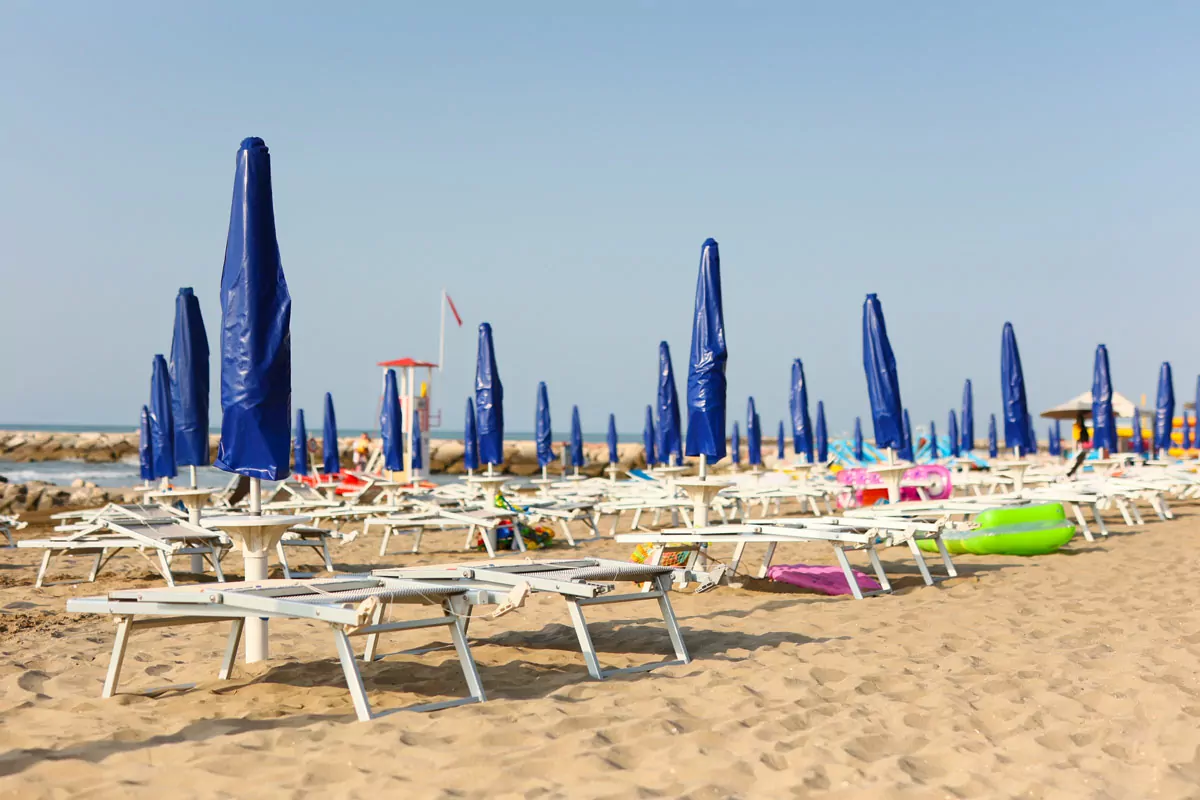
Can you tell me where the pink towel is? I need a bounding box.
[767,563,882,596]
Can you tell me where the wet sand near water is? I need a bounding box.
[2,502,1200,798]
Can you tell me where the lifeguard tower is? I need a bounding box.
[377,357,438,483]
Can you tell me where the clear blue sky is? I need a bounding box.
[3,2,1198,439]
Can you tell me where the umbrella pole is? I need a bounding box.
[244,476,269,663]
[189,465,198,490]
[698,454,707,481]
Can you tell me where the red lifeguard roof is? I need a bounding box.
[377,358,439,368]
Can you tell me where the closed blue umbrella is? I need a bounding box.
[777,420,785,461]
[293,409,308,476]
[535,382,555,468]
[213,138,293,482]
[139,405,154,481]
[815,401,828,462]
[961,379,975,453]
[475,322,504,468]
[947,410,960,458]
[1131,408,1144,455]
[1047,424,1059,456]
[929,421,939,460]
[899,409,914,461]
[1054,420,1063,456]
[731,421,741,466]
[169,287,210,474]
[149,354,177,480]
[571,406,585,469]
[1155,362,1175,454]
[1184,411,1192,450]
[607,414,619,464]
[1091,344,1117,453]
[790,359,814,462]
[643,405,657,466]
[853,417,865,461]
[380,369,404,471]
[1025,417,1039,454]
[657,342,683,466]
[1000,322,1033,454]
[747,398,763,466]
[463,398,480,472]
[862,294,905,453]
[411,412,423,471]
[684,238,727,469]
[322,392,340,476]
[988,414,999,458]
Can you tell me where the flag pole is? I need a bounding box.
[437,288,446,427]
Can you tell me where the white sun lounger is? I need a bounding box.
[18,516,228,587]
[66,576,487,722]
[374,557,690,680]
[0,513,25,547]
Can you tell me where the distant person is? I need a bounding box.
[1074,411,1091,449]
[353,432,371,472]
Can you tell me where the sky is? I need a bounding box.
[2,2,1199,440]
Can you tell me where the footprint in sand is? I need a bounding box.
[16,670,49,697]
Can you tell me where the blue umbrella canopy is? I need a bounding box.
[815,401,828,462]
[657,341,683,466]
[293,409,308,476]
[1091,344,1117,453]
[961,379,975,453]
[684,238,727,461]
[898,409,914,461]
[411,411,423,471]
[475,322,504,467]
[213,138,293,481]
[643,405,657,465]
[535,382,555,468]
[1025,417,1039,454]
[169,287,210,467]
[380,369,404,471]
[570,406,585,468]
[929,421,939,460]
[1054,420,1063,455]
[1155,362,1175,453]
[322,392,340,475]
[853,417,865,461]
[947,410,960,458]
[149,354,177,479]
[731,421,741,465]
[777,420,786,461]
[862,294,905,451]
[789,359,814,461]
[746,397,763,466]
[607,414,619,464]
[1047,424,1058,456]
[1131,408,1144,454]
[1184,411,1193,450]
[139,405,154,481]
[463,397,480,472]
[1000,322,1033,453]
[988,414,999,458]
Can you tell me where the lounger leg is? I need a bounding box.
[276,541,292,580]
[1116,497,1134,526]
[1070,503,1095,542]
[756,542,778,579]
[652,509,661,527]
[411,528,423,555]
[511,525,527,552]
[557,519,577,547]
[320,537,334,571]
[934,536,957,578]
[834,547,865,601]
[362,602,386,662]
[34,549,52,588]
[219,619,244,680]
[907,539,935,586]
[102,616,133,698]
[566,600,604,679]
[1091,504,1109,536]
[446,596,486,702]
[332,627,373,722]
[608,512,619,536]
[478,526,497,558]
[730,541,747,574]
[463,526,476,552]
[1130,500,1145,526]
[865,546,892,592]
[88,549,106,582]
[653,573,691,665]
[380,526,393,558]
[631,509,643,531]
[209,546,226,581]
[157,551,176,587]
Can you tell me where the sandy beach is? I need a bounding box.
[1,500,1199,798]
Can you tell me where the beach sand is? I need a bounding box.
[2,502,1200,798]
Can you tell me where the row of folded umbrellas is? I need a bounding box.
[132,137,1193,489]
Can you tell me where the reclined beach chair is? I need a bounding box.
[0,513,25,546]
[66,576,486,722]
[19,515,228,587]
[374,557,690,680]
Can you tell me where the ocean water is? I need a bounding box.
[0,460,238,488]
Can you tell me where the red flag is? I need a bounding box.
[446,293,463,327]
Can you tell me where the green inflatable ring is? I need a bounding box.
[917,503,1076,556]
